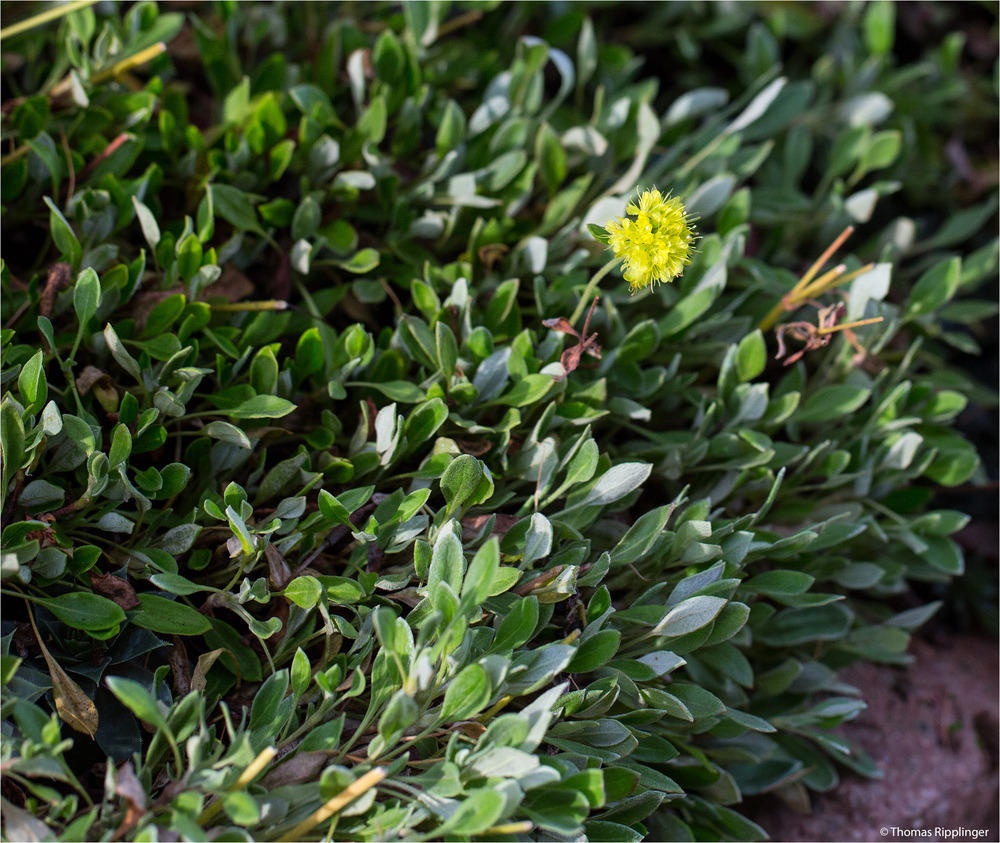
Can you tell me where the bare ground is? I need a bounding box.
[745,633,999,843]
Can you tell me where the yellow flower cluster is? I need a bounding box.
[605,189,695,291]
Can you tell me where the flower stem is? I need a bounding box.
[277,768,386,842]
[0,0,96,40]
[759,226,857,332]
[570,258,619,325]
[815,316,884,336]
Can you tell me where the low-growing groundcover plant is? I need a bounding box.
[1,2,996,840]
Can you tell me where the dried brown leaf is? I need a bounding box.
[265,544,292,589]
[40,263,72,321]
[31,624,98,738]
[168,637,191,698]
[113,762,147,837]
[261,751,332,789]
[542,317,578,335]
[191,647,240,692]
[75,366,109,395]
[89,571,140,611]
[201,264,254,304]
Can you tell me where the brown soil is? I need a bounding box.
[746,633,999,842]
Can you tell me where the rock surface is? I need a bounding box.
[746,633,999,842]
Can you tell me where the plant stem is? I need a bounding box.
[759,226,857,332]
[569,258,619,325]
[277,768,386,842]
[0,0,96,40]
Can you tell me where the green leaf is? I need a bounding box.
[759,603,854,646]
[660,286,718,338]
[337,248,380,274]
[436,100,466,155]
[73,268,100,327]
[575,462,651,510]
[131,197,161,249]
[441,663,491,721]
[403,397,447,449]
[441,454,491,513]
[496,374,552,407]
[745,570,814,596]
[44,196,81,265]
[536,123,567,193]
[436,788,505,836]
[358,96,387,144]
[795,385,871,424]
[17,350,46,413]
[462,537,500,606]
[290,648,311,699]
[655,595,727,637]
[373,30,405,82]
[428,529,465,593]
[435,321,458,380]
[907,257,961,318]
[103,323,143,383]
[150,573,209,596]
[204,421,252,450]
[18,479,64,510]
[36,592,125,631]
[132,594,211,635]
[105,676,168,731]
[492,596,539,652]
[209,183,263,234]
[587,223,611,243]
[225,395,296,419]
[863,1,896,55]
[568,629,620,673]
[296,327,324,377]
[735,330,766,382]
[610,506,671,567]
[108,423,132,468]
[285,576,324,609]
[523,513,553,566]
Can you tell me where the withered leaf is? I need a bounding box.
[0,797,53,842]
[546,296,602,381]
[455,439,493,457]
[201,264,254,304]
[167,637,191,698]
[542,316,577,335]
[265,544,292,589]
[191,647,240,691]
[129,287,182,333]
[112,762,147,842]
[40,263,72,320]
[261,751,332,789]
[461,513,520,542]
[75,365,110,395]
[32,623,98,738]
[89,571,140,611]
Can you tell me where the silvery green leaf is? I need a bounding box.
[103,323,143,383]
[847,263,892,320]
[727,76,785,134]
[578,462,652,509]
[666,87,729,126]
[131,197,160,249]
[840,92,894,127]
[95,512,135,534]
[562,125,608,156]
[17,479,65,509]
[686,174,736,218]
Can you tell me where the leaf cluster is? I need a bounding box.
[0,2,995,841]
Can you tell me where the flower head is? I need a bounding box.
[604,188,696,291]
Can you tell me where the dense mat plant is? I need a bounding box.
[1,2,995,841]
